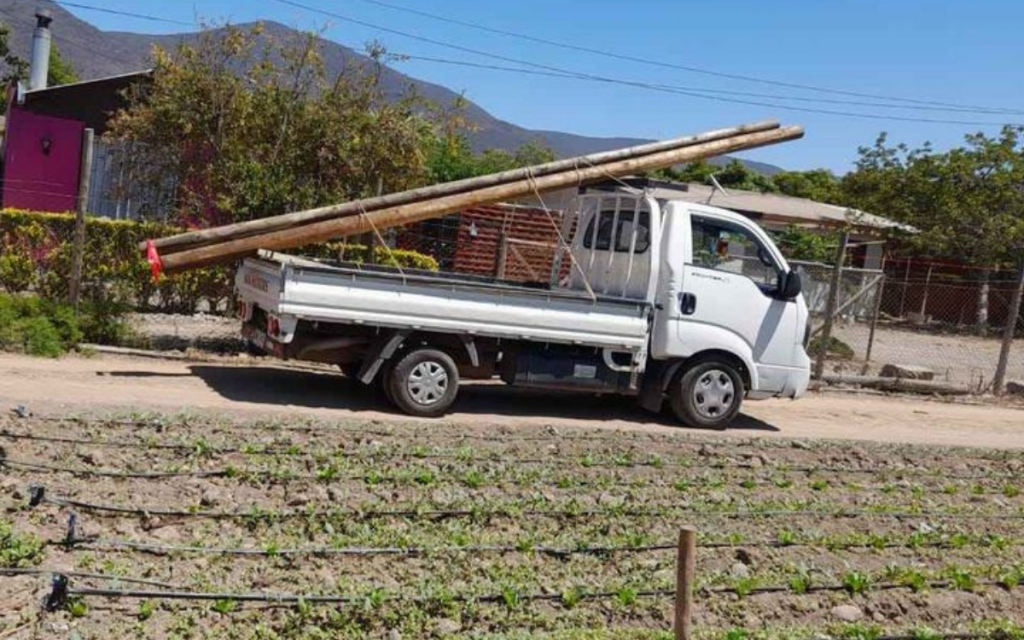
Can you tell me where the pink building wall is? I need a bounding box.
[2,104,84,212]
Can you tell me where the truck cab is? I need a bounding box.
[235,186,811,429]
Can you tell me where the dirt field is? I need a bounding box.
[1,406,1023,639]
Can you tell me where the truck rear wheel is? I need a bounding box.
[387,348,459,417]
[669,359,743,429]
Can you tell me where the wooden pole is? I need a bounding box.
[68,128,95,310]
[144,120,780,255]
[159,126,804,273]
[993,261,1024,395]
[813,230,849,380]
[674,526,696,640]
[863,274,886,368]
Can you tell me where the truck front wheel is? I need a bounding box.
[387,348,460,417]
[669,359,743,429]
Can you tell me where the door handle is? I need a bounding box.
[680,292,697,315]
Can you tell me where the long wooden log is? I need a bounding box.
[143,120,780,255]
[160,125,803,273]
[161,125,804,272]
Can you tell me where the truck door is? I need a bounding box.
[674,209,804,392]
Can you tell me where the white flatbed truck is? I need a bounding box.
[235,186,811,428]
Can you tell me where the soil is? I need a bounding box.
[0,351,1022,639]
[0,352,1020,449]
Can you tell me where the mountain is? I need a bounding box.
[0,0,784,174]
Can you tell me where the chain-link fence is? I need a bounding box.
[806,253,1024,393]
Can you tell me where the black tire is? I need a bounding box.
[386,348,459,418]
[669,359,744,429]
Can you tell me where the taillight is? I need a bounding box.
[267,315,281,338]
[236,301,248,320]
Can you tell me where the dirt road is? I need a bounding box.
[1,352,1021,449]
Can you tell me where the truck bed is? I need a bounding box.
[236,252,651,350]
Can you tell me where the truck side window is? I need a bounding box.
[690,216,781,288]
[583,210,650,253]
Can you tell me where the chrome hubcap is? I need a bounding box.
[407,361,449,405]
[692,369,735,419]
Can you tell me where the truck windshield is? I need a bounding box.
[582,209,651,253]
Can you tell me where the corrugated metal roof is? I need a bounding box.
[643,182,913,232]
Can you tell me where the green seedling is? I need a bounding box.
[212,599,237,615]
[842,571,871,595]
[560,587,583,609]
[364,470,384,486]
[137,600,155,621]
[733,577,758,598]
[774,478,793,489]
[462,470,484,489]
[1004,484,1021,498]
[739,479,756,490]
[67,598,88,618]
[809,479,829,492]
[673,479,692,492]
[413,469,436,486]
[776,530,798,547]
[614,586,638,607]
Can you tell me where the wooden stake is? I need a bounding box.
[160,126,804,273]
[675,526,696,640]
[144,120,780,255]
[68,128,95,310]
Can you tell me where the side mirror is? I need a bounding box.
[777,270,802,300]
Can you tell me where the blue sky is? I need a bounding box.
[63,0,1023,173]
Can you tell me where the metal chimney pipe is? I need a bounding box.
[29,9,53,91]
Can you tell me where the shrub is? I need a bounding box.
[0,292,133,356]
[0,209,439,313]
[0,518,44,568]
[808,334,856,360]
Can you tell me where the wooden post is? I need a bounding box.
[862,274,886,373]
[813,230,849,380]
[68,128,95,310]
[674,526,696,640]
[993,261,1024,395]
[495,231,509,280]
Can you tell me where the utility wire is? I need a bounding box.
[272,0,1021,126]
[46,0,196,27]
[400,55,1023,116]
[335,0,1023,115]
[18,0,1024,123]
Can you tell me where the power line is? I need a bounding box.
[402,54,1024,116]
[46,1,196,28]
[272,0,1021,127]
[336,0,1023,115]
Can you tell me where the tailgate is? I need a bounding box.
[235,258,285,312]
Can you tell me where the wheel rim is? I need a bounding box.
[407,360,449,406]
[692,369,735,419]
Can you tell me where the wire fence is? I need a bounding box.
[799,246,1024,394]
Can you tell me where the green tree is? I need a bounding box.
[770,225,840,262]
[0,22,28,85]
[47,43,79,86]
[774,169,842,203]
[842,127,1024,332]
[425,130,556,183]
[108,25,436,225]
